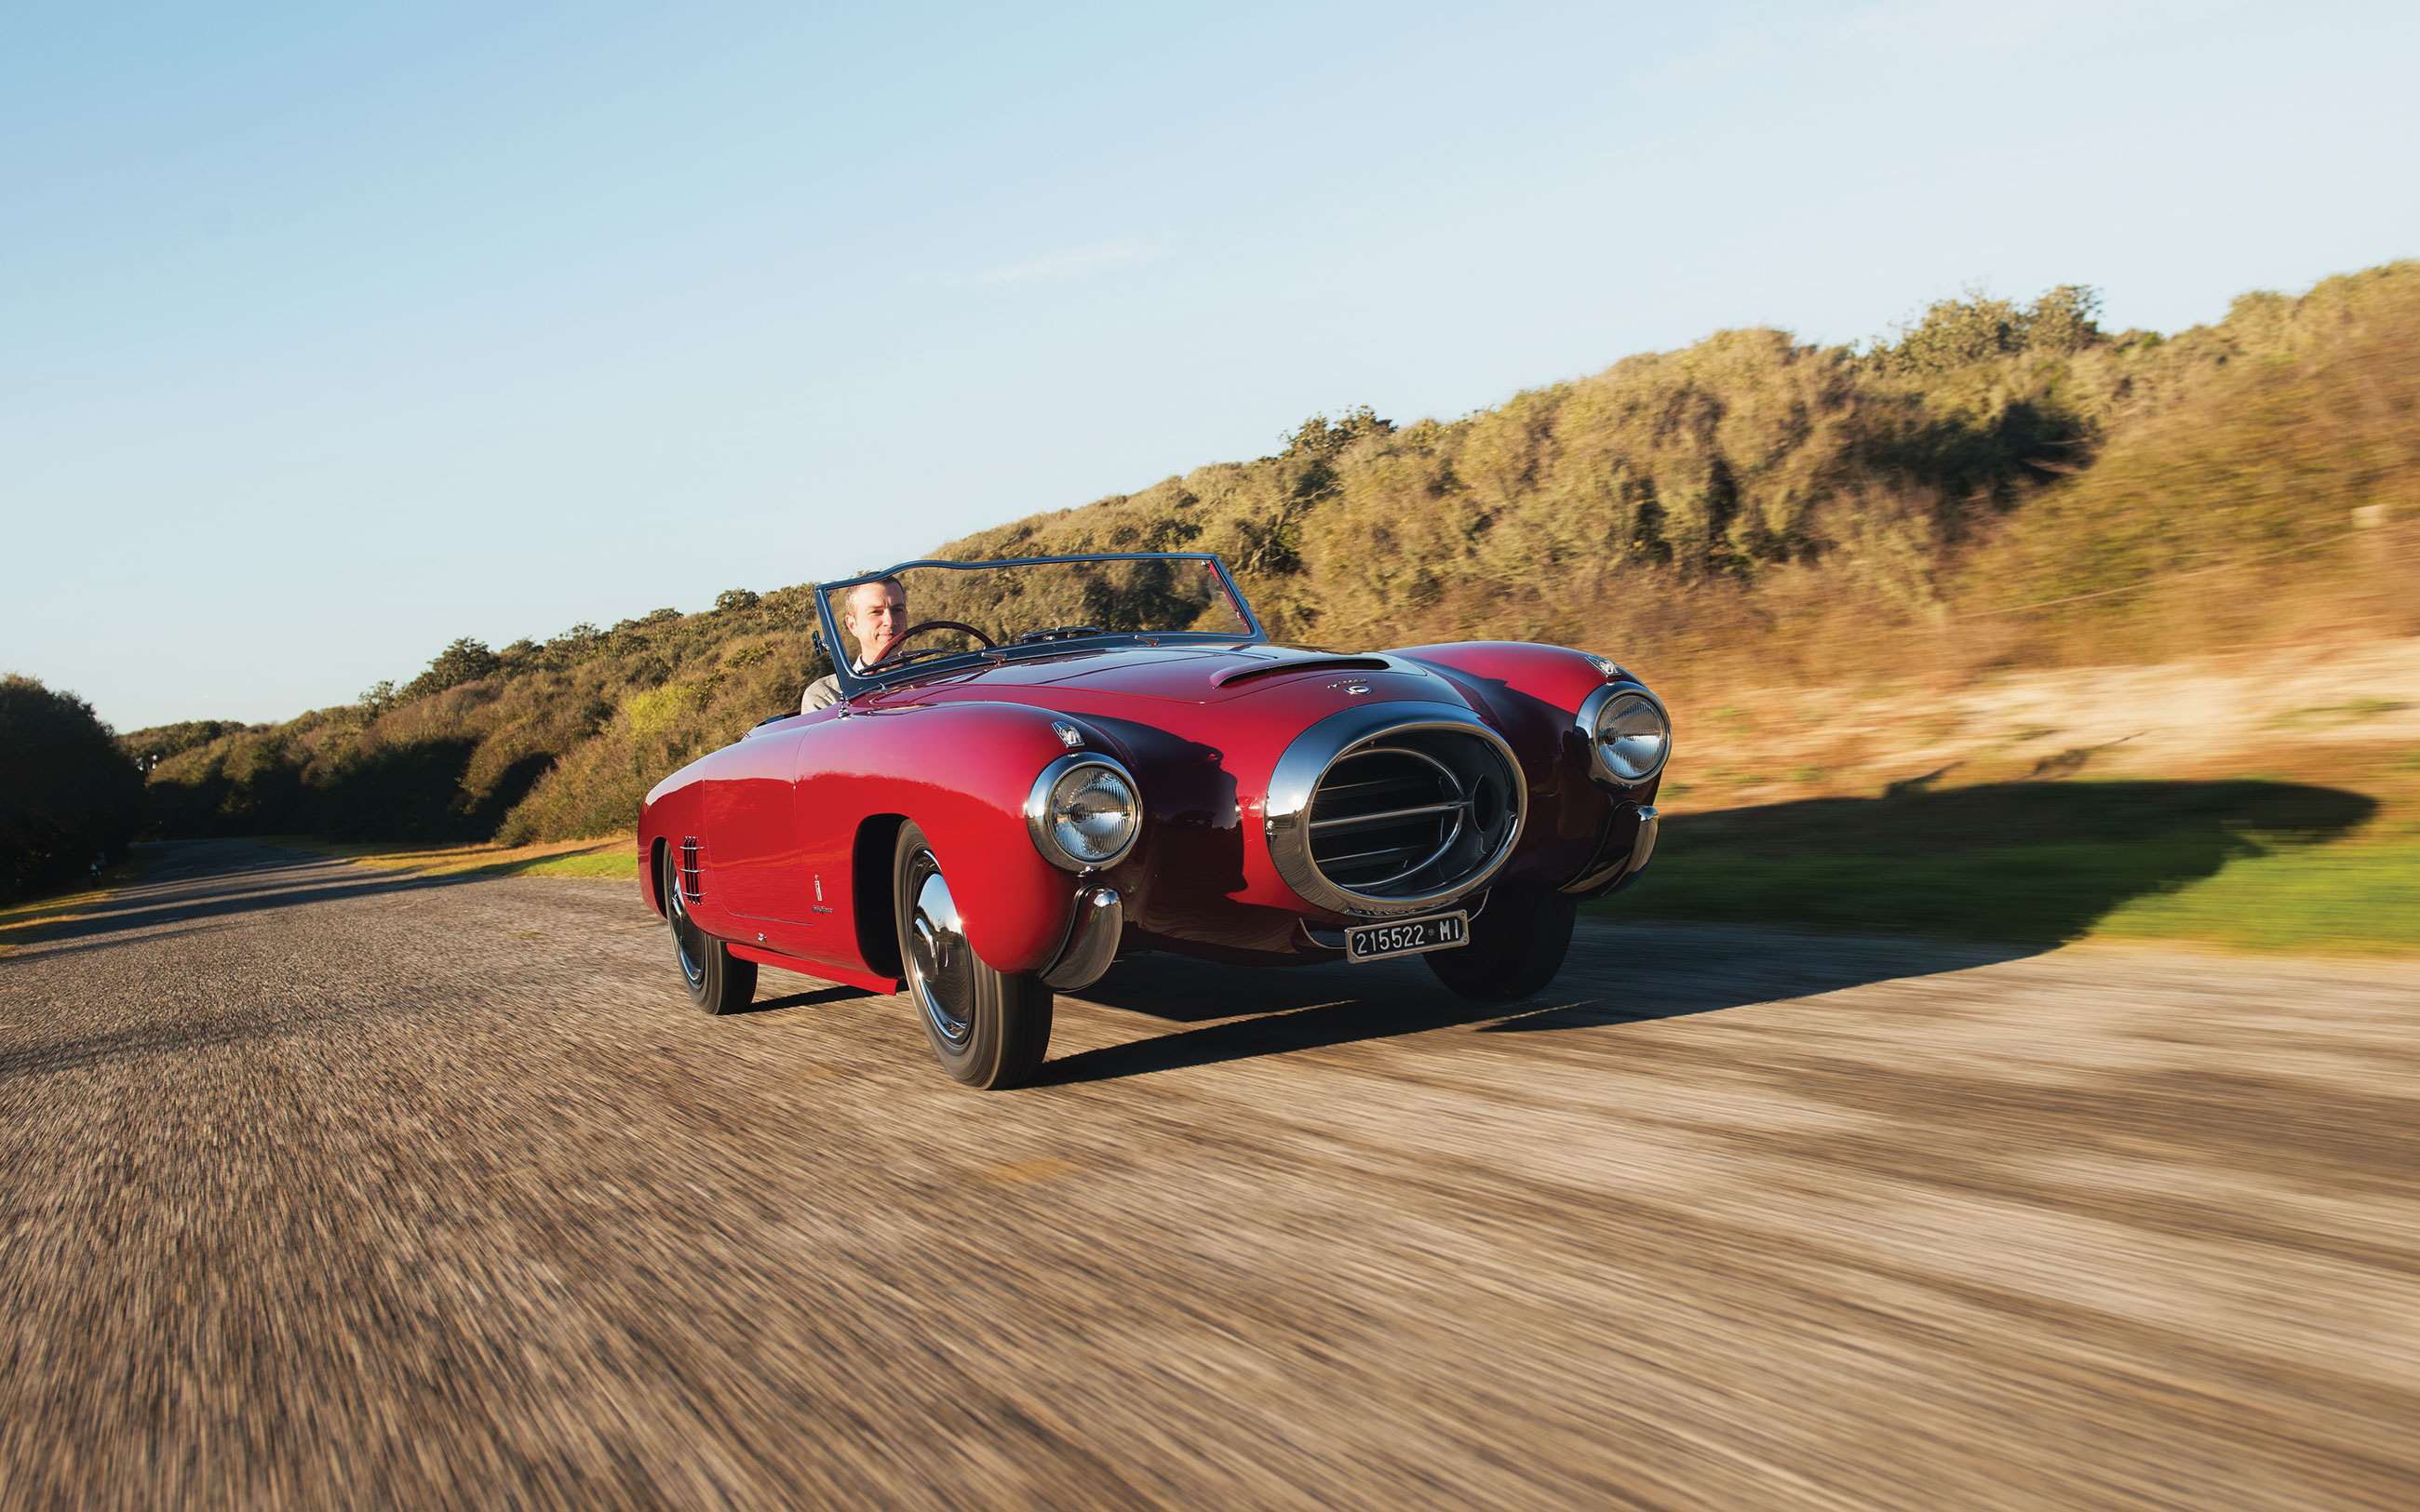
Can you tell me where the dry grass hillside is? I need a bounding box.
[133,262,2420,848]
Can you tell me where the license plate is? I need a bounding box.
[1345,911,1469,962]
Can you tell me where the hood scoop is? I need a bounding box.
[1212,655,1393,689]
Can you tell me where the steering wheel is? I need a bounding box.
[879,619,999,661]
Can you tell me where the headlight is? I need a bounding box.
[1581,687,1671,784]
[1027,755,1140,870]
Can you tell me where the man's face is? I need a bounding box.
[843,582,908,664]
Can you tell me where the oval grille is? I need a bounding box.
[1302,730,1519,903]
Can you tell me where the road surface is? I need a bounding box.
[4,840,2415,1506]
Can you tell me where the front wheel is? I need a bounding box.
[1424,886,1576,1001]
[894,821,1053,1089]
[662,847,758,1015]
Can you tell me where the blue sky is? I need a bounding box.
[6,0,2415,729]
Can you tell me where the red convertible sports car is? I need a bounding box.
[639,553,1669,1088]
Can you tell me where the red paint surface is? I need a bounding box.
[728,941,902,996]
[640,636,1658,974]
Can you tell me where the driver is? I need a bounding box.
[802,576,907,712]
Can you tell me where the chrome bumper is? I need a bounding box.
[1629,803,1659,873]
[1560,802,1658,896]
[1042,886,1123,992]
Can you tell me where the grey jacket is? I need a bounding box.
[801,673,842,713]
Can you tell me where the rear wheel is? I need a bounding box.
[661,847,758,1015]
[894,821,1052,1089]
[1424,885,1576,1001]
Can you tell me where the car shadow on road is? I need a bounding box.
[1039,925,2032,1086]
[732,983,877,1015]
[1042,776,2380,1085]
[1609,777,2378,943]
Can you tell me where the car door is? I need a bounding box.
[702,724,809,923]
[759,714,869,963]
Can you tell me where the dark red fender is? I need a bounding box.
[636,780,698,917]
[1392,641,1615,722]
[763,701,1090,977]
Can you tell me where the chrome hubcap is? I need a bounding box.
[667,860,706,987]
[905,855,974,1046]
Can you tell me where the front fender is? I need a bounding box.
[1392,640,1615,723]
[1392,640,1664,879]
[802,702,1096,974]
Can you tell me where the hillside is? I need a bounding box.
[134,262,2420,846]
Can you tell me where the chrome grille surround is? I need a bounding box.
[1265,702,1528,918]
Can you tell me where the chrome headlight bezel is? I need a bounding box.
[1575,683,1672,786]
[1025,753,1142,871]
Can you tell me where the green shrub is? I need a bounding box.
[400,637,501,701]
[2,675,145,902]
[139,261,2420,845]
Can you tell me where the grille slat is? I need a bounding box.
[1309,799,1467,832]
[1305,746,1477,894]
[1316,774,1439,797]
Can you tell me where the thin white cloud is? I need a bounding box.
[964,238,1163,288]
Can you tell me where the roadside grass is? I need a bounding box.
[260,834,639,881]
[249,748,2420,956]
[2265,698,2413,729]
[2092,845,2420,953]
[1599,751,2420,955]
[0,857,144,957]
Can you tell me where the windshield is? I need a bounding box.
[815,553,1260,689]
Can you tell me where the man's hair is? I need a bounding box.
[840,575,905,614]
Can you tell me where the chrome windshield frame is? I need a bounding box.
[812,552,1267,700]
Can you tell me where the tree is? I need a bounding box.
[0,675,145,903]
[1880,283,2103,372]
[118,718,242,771]
[1883,288,2027,373]
[2021,285,2103,354]
[1280,405,1392,462]
[715,588,761,613]
[1241,408,1394,577]
[401,638,501,701]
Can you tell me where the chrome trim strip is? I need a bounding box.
[1297,919,1349,952]
[1042,887,1123,991]
[1025,752,1142,873]
[1264,702,1528,918]
[1630,804,1660,874]
[1574,681,1673,787]
[1309,798,1467,831]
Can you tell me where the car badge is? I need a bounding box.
[1052,721,1084,747]
[1339,683,1372,696]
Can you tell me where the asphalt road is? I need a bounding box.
[4,840,2415,1507]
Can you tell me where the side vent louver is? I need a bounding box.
[679,837,703,903]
